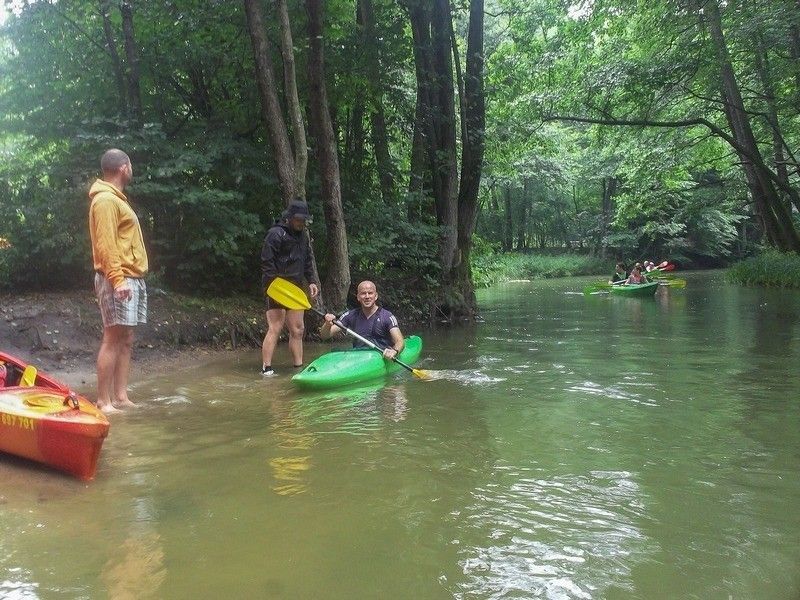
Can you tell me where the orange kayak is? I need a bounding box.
[0,351,109,480]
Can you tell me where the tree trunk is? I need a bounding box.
[503,185,513,252]
[407,6,429,218]
[306,0,350,310]
[276,0,308,200]
[345,98,367,192]
[370,108,395,205]
[453,0,485,319]
[408,99,426,201]
[99,0,127,115]
[429,0,459,275]
[753,28,798,213]
[243,0,296,204]
[188,64,214,119]
[358,0,397,206]
[789,0,800,101]
[119,0,142,126]
[407,0,458,275]
[517,197,527,251]
[704,0,800,252]
[600,176,617,257]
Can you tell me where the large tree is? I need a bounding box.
[404,0,486,319]
[306,0,350,310]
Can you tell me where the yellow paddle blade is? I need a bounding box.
[20,365,37,387]
[266,277,312,311]
[411,368,431,380]
[22,392,73,412]
[661,278,687,288]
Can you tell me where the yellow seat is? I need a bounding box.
[20,365,37,387]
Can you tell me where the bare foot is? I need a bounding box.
[97,402,122,414]
[113,399,137,409]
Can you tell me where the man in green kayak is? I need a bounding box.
[320,280,405,360]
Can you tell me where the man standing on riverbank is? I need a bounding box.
[260,199,319,376]
[88,149,148,413]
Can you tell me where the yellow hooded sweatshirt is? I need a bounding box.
[88,180,148,289]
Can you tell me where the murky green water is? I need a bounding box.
[2,272,799,599]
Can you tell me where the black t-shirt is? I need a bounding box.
[338,307,399,349]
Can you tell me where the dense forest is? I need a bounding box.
[1,0,799,318]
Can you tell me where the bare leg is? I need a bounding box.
[262,308,286,368]
[113,326,136,408]
[285,310,305,366]
[96,326,125,413]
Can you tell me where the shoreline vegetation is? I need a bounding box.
[472,252,612,288]
[1,251,796,391]
[726,250,800,289]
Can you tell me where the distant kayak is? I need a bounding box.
[0,351,109,480]
[293,336,423,390]
[610,282,659,297]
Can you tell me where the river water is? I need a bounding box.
[1,272,799,599]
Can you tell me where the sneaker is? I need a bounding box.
[261,366,276,377]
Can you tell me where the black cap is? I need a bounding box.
[283,199,312,222]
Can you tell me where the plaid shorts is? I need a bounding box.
[95,273,148,327]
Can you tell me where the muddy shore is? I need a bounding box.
[0,289,266,394]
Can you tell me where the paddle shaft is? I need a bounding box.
[316,307,419,375]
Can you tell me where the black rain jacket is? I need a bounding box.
[260,220,318,290]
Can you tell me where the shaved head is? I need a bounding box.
[100,149,131,175]
[357,280,377,293]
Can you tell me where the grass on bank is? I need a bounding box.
[727,250,800,289]
[472,252,611,288]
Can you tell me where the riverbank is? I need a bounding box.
[0,290,265,392]
[727,249,800,288]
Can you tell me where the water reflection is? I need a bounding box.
[3,273,800,598]
[101,529,165,599]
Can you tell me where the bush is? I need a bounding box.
[347,213,442,323]
[727,249,800,288]
[472,251,611,288]
[0,124,274,294]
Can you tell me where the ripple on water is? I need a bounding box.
[566,380,659,406]
[452,469,653,599]
[0,568,39,600]
[424,369,506,385]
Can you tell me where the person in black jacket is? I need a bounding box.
[260,199,319,376]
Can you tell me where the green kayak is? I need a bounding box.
[292,336,423,390]
[610,282,659,297]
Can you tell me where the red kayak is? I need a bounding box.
[0,351,110,480]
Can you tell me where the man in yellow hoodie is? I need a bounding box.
[88,149,148,413]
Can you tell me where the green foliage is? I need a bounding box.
[346,206,441,322]
[0,121,269,293]
[0,137,92,290]
[472,252,611,288]
[727,250,800,289]
[480,0,797,264]
[2,0,798,300]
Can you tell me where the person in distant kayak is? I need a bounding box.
[610,262,627,284]
[260,199,320,376]
[320,280,405,361]
[89,148,148,413]
[626,262,649,284]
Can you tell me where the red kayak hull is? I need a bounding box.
[0,351,109,480]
